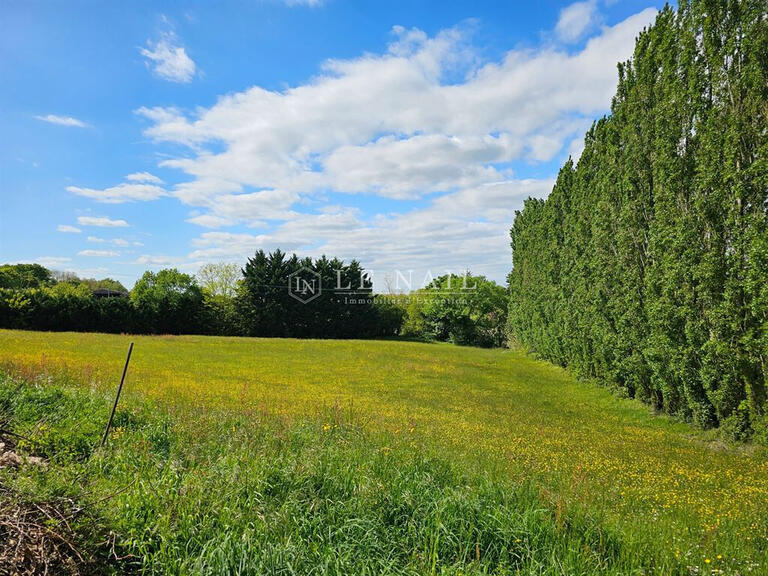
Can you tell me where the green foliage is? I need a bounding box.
[0,267,134,333]
[131,268,204,334]
[0,289,33,327]
[405,274,508,347]
[0,285,135,333]
[79,277,128,293]
[236,249,398,338]
[196,262,241,298]
[372,296,406,338]
[0,263,55,289]
[507,0,768,436]
[200,292,239,336]
[0,257,408,337]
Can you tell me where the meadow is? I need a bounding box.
[1,328,767,574]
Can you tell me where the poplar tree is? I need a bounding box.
[508,0,767,438]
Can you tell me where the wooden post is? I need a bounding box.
[100,342,134,448]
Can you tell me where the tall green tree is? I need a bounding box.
[508,0,767,438]
[236,250,387,338]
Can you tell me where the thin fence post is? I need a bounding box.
[101,342,134,448]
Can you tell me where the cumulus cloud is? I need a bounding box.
[57,225,82,233]
[126,172,164,184]
[322,134,519,199]
[87,236,131,247]
[130,9,656,281]
[34,114,87,128]
[186,179,554,282]
[556,0,599,42]
[185,214,235,228]
[67,172,168,203]
[140,33,196,83]
[77,216,129,228]
[139,10,654,212]
[135,254,183,266]
[33,256,72,268]
[67,182,168,203]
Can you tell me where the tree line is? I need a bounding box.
[507,0,767,439]
[0,256,508,346]
[0,257,399,338]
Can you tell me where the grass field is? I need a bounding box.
[1,328,767,574]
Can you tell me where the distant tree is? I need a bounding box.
[0,264,55,289]
[48,270,128,293]
[236,249,299,337]
[0,257,405,339]
[237,250,388,338]
[196,263,242,336]
[407,273,507,347]
[196,263,241,298]
[372,297,406,337]
[131,269,204,334]
[80,277,128,293]
[0,289,34,328]
[51,270,80,283]
[401,296,426,338]
[36,282,96,331]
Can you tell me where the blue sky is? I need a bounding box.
[0,0,659,289]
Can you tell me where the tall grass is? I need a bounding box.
[1,329,766,573]
[0,368,693,575]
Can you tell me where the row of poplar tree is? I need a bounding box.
[507,0,767,439]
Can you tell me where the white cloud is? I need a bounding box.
[57,224,82,233]
[140,33,196,83]
[566,136,587,162]
[135,254,182,266]
[86,236,130,247]
[126,172,164,184]
[129,9,656,281]
[34,114,87,128]
[78,250,119,257]
[139,10,654,211]
[185,214,235,228]
[186,178,554,282]
[556,1,599,42]
[77,216,129,228]
[34,256,72,268]
[67,182,168,203]
[322,133,518,199]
